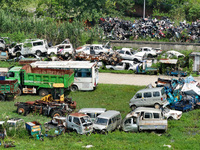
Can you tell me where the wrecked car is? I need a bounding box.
[129,87,167,110]
[7,118,25,130]
[161,107,182,120]
[137,47,157,57]
[26,121,42,135]
[78,108,107,122]
[47,44,73,57]
[93,110,121,134]
[66,113,93,134]
[0,121,6,140]
[121,107,168,132]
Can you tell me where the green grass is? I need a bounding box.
[0,84,199,149]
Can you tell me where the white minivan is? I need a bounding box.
[93,110,121,134]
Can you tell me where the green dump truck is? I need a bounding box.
[6,64,74,96]
[0,79,19,101]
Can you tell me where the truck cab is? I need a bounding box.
[66,113,93,134]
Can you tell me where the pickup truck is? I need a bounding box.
[45,113,93,135]
[121,107,168,132]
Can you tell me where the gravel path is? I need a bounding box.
[99,73,200,86]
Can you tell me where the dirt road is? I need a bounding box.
[99,73,200,86]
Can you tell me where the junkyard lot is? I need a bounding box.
[0,83,199,149]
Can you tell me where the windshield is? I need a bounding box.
[80,116,92,124]
[95,118,108,125]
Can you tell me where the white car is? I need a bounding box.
[76,43,112,55]
[162,107,182,120]
[106,60,139,71]
[48,44,73,56]
[132,51,147,62]
[164,50,185,58]
[137,47,157,57]
[117,50,136,60]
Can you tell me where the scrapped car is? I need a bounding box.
[161,107,182,120]
[7,118,25,130]
[66,113,93,134]
[137,47,157,57]
[117,49,136,60]
[8,43,23,57]
[106,60,138,71]
[47,44,73,57]
[78,108,107,122]
[0,51,8,60]
[14,54,41,62]
[121,107,168,132]
[132,51,147,62]
[129,87,167,110]
[93,110,121,134]
[164,50,185,58]
[0,38,6,51]
[0,121,7,140]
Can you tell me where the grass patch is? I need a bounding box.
[0,84,199,149]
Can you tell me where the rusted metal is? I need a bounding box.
[70,113,87,117]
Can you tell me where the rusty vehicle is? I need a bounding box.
[14,94,76,118]
[0,79,19,101]
[25,121,42,135]
[121,107,168,132]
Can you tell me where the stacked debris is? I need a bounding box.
[99,17,200,42]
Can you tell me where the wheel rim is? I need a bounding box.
[18,108,25,114]
[53,113,61,117]
[155,104,160,109]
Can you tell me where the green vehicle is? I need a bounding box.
[0,79,19,101]
[6,64,74,96]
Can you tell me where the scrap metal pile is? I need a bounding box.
[99,17,200,42]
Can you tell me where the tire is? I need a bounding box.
[16,88,22,96]
[16,52,21,57]
[38,89,49,96]
[147,54,153,58]
[154,103,160,109]
[51,110,62,118]
[101,130,108,135]
[70,85,78,92]
[50,52,55,56]
[0,95,5,101]
[131,105,137,111]
[36,50,42,56]
[17,106,28,116]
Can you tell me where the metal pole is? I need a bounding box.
[143,0,145,18]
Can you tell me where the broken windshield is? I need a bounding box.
[95,118,108,125]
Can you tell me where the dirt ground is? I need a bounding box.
[99,73,200,86]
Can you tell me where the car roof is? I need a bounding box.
[97,110,120,119]
[70,113,88,117]
[134,107,161,113]
[78,108,107,113]
[137,87,164,93]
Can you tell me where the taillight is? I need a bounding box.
[161,97,163,101]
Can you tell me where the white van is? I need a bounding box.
[93,110,121,134]
[78,108,106,122]
[129,87,167,110]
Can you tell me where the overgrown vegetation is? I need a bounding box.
[0,84,199,149]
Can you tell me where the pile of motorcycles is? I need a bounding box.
[99,17,200,42]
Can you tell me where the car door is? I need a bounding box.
[72,117,81,133]
[143,92,153,106]
[123,117,138,132]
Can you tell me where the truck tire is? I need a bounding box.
[39,89,49,96]
[16,88,22,96]
[51,110,62,118]
[70,85,78,92]
[36,50,42,56]
[154,103,160,109]
[17,106,28,116]
[0,95,5,101]
[131,105,137,111]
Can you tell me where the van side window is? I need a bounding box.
[144,92,152,98]
[108,119,112,125]
[144,112,152,119]
[153,91,160,97]
[68,116,72,122]
[153,113,160,119]
[73,117,80,125]
[96,113,101,117]
[33,41,43,46]
[135,93,142,99]
[87,113,95,118]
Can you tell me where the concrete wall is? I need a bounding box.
[110,40,200,51]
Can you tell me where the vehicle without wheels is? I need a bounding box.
[78,108,107,122]
[0,121,6,140]
[121,107,168,132]
[93,110,121,134]
[6,64,74,96]
[7,118,25,130]
[129,87,167,110]
[25,121,42,135]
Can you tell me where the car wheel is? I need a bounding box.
[154,103,160,109]
[51,110,62,118]
[70,85,78,92]
[16,52,21,57]
[0,95,5,101]
[131,105,137,111]
[38,89,49,96]
[50,52,55,56]
[36,50,42,56]
[148,54,153,58]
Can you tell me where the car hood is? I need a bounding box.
[93,124,106,130]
